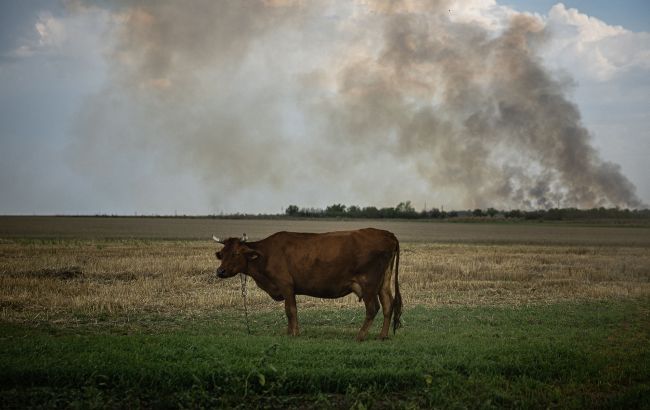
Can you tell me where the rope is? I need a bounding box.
[240,273,251,335]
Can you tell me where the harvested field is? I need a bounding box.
[1,239,648,323]
[1,216,650,245]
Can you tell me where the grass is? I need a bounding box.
[1,219,649,408]
[1,301,649,409]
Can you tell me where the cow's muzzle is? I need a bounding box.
[216,267,227,278]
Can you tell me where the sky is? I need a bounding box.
[0,0,648,215]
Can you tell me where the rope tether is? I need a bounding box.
[240,273,251,335]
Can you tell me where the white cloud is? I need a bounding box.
[543,3,650,81]
[5,7,113,63]
[422,1,650,83]
[35,13,66,48]
[5,13,67,58]
[447,0,519,31]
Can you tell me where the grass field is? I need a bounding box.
[1,217,649,408]
[2,302,649,409]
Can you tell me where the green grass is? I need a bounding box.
[1,301,649,409]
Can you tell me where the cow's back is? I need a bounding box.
[259,228,398,298]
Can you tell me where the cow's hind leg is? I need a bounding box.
[284,293,299,336]
[378,288,394,340]
[378,257,395,340]
[356,293,379,342]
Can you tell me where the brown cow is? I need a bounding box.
[213,228,402,341]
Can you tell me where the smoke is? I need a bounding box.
[70,0,642,212]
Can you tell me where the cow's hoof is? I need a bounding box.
[378,335,389,341]
[355,335,366,342]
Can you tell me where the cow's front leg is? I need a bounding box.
[284,293,299,336]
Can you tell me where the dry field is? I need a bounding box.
[1,238,649,324]
[2,216,650,245]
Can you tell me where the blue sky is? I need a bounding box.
[0,1,648,214]
[505,0,650,31]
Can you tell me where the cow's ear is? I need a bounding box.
[244,249,261,261]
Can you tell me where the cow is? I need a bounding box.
[213,228,402,341]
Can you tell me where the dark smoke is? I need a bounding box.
[71,0,642,212]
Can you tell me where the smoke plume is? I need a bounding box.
[71,0,642,212]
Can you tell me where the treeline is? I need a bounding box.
[284,202,650,221]
[285,202,424,219]
[56,203,650,221]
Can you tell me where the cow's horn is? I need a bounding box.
[240,233,248,242]
[212,235,224,244]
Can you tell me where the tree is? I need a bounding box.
[285,205,299,216]
[396,201,415,214]
[325,204,346,216]
[379,207,397,218]
[505,209,522,218]
[429,208,442,218]
[395,201,417,218]
[362,206,380,218]
[347,205,361,217]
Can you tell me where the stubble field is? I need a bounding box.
[1,217,649,408]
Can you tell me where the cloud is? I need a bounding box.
[1,6,113,64]
[4,13,67,59]
[543,3,650,81]
[35,13,66,47]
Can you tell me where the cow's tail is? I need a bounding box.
[392,241,403,334]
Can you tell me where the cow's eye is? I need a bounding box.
[216,252,222,260]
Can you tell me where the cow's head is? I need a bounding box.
[213,233,260,278]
